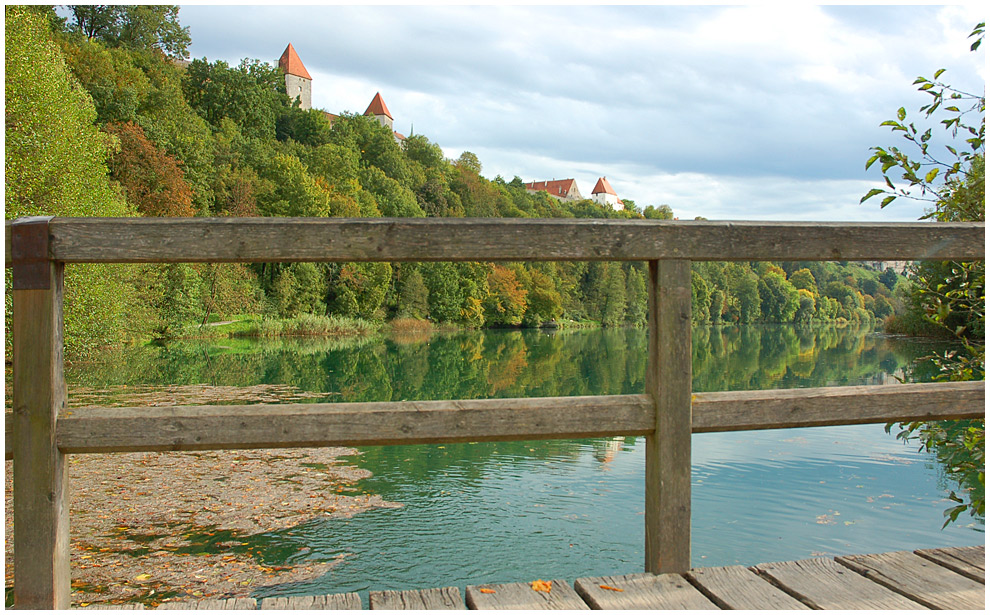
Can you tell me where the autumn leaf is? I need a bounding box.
[479,588,496,594]
[600,585,624,592]
[133,573,152,581]
[530,579,552,593]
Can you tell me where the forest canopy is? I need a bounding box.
[5,5,904,355]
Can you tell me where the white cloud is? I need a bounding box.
[177,4,985,221]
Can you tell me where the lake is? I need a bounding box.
[59,324,982,599]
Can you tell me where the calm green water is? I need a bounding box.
[63,325,982,599]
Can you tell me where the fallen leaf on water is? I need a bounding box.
[600,585,624,592]
[530,579,552,593]
[479,588,496,594]
[133,573,151,581]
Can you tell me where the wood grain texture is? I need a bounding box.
[753,557,925,609]
[914,545,985,583]
[4,218,985,266]
[645,260,693,573]
[55,395,654,453]
[574,572,718,609]
[691,380,985,432]
[157,598,256,609]
[837,550,985,609]
[686,565,810,609]
[258,593,361,609]
[39,381,983,456]
[369,587,464,609]
[464,580,588,610]
[12,262,70,609]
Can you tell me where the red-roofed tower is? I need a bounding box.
[279,43,312,110]
[592,177,621,210]
[364,92,394,130]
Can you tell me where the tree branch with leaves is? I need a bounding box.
[867,22,985,528]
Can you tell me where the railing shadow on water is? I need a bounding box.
[5,216,985,608]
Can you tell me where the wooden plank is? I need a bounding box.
[55,395,654,454]
[369,587,464,609]
[12,260,70,609]
[686,565,810,609]
[914,545,984,582]
[837,550,985,609]
[645,260,692,573]
[258,593,361,609]
[464,580,588,610]
[574,572,718,609]
[157,597,256,609]
[753,557,925,609]
[4,218,984,266]
[691,380,985,432]
[42,381,983,456]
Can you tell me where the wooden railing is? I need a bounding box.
[5,217,985,609]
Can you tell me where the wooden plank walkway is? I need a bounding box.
[90,545,983,610]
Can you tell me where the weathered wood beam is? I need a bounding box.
[12,220,70,609]
[690,381,985,432]
[53,395,656,454]
[4,218,985,265]
[3,382,981,458]
[645,260,693,574]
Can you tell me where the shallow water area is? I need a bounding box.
[7,324,981,605]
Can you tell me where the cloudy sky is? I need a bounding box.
[179,3,985,221]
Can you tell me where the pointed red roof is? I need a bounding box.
[278,43,311,80]
[592,177,617,196]
[364,92,393,120]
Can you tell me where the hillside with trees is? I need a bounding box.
[5,6,903,356]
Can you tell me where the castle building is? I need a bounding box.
[524,179,583,201]
[365,92,393,129]
[278,44,405,143]
[278,43,312,110]
[591,177,622,210]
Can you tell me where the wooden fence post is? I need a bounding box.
[645,259,692,574]
[12,217,70,609]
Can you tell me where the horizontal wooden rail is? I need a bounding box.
[5,382,981,458]
[4,218,985,265]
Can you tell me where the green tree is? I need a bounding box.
[788,268,817,294]
[642,204,674,219]
[273,262,326,318]
[726,264,760,323]
[5,6,137,355]
[867,22,985,526]
[67,5,191,59]
[691,271,712,324]
[758,271,800,323]
[624,266,648,325]
[600,264,627,327]
[396,267,429,319]
[523,268,564,326]
[879,267,899,291]
[184,57,289,139]
[256,153,330,217]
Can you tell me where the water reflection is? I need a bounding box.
[56,324,979,600]
[65,323,951,401]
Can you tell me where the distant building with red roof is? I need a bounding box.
[591,177,622,210]
[277,45,405,143]
[524,179,583,202]
[364,92,393,129]
[278,43,312,110]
